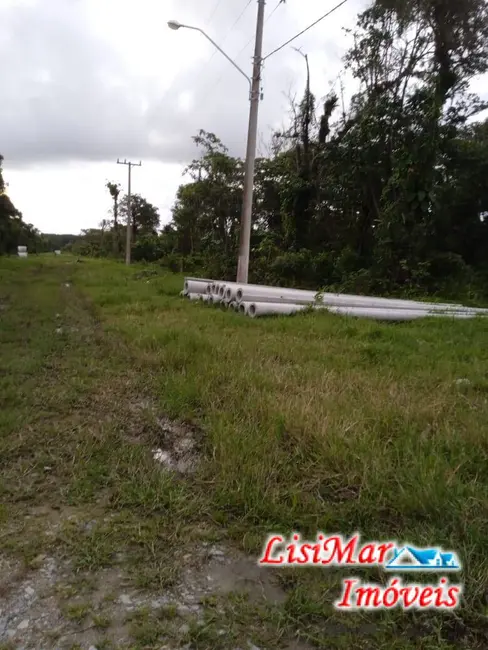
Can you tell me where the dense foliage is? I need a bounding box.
[65,189,161,258]
[0,157,81,254]
[157,0,488,298]
[42,233,81,250]
[0,156,43,254]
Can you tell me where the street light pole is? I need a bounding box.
[167,20,251,90]
[169,1,348,283]
[236,0,265,284]
[168,0,266,284]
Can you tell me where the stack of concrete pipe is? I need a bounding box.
[181,277,488,322]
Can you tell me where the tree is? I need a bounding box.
[163,0,488,295]
[42,233,81,252]
[170,130,243,277]
[351,0,488,285]
[106,181,121,255]
[0,155,43,255]
[119,194,160,243]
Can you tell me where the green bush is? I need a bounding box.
[132,235,164,263]
[268,249,316,287]
[159,253,205,275]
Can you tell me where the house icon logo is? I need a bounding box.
[385,546,461,571]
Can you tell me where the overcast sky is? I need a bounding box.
[1,0,485,235]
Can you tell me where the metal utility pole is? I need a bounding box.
[169,0,348,284]
[168,0,265,284]
[236,0,265,284]
[116,158,141,265]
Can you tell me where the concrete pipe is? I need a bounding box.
[246,302,309,318]
[184,280,210,294]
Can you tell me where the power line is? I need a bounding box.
[264,0,348,61]
[212,0,284,90]
[228,0,253,34]
[266,0,285,24]
[232,0,284,63]
[210,0,268,93]
[205,0,224,26]
[234,37,254,63]
[213,0,285,83]
[207,0,253,64]
[205,0,348,102]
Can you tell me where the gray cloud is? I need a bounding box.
[1,0,151,166]
[0,0,365,168]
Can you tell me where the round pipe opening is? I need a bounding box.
[238,304,246,314]
[236,289,244,302]
[219,286,225,297]
[225,288,232,300]
[184,281,189,292]
[248,304,256,317]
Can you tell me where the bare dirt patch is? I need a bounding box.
[130,400,201,475]
[0,540,314,649]
[151,415,200,475]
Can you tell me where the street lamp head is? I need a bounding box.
[167,20,182,30]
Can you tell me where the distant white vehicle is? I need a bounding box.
[17,246,28,258]
[54,250,61,255]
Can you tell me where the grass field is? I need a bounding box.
[1,255,488,649]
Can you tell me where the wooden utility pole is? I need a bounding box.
[116,159,141,265]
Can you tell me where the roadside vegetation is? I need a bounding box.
[1,255,488,648]
[58,0,488,305]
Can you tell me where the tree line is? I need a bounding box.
[0,155,161,258]
[0,155,43,254]
[5,0,488,300]
[64,182,161,260]
[158,0,488,299]
[0,156,82,255]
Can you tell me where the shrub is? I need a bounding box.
[132,235,164,263]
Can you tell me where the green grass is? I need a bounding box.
[63,601,92,623]
[1,255,488,648]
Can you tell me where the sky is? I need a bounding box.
[1,0,486,236]
[0,0,372,234]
